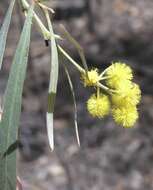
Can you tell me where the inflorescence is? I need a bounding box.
[81,62,141,128]
[22,0,141,128]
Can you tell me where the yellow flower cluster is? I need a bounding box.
[82,62,141,128]
[87,94,110,118]
[111,82,141,107]
[106,62,141,128]
[81,69,101,87]
[112,107,138,127]
[106,62,133,88]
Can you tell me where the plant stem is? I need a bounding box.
[20,0,84,73]
[57,45,85,73]
[97,83,116,94]
[19,0,114,95]
[20,0,60,40]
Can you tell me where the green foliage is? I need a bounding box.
[64,66,80,146]
[0,0,15,70]
[60,25,88,73]
[0,4,34,189]
[45,10,59,151]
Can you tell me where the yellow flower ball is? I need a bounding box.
[106,62,133,88]
[81,69,101,87]
[112,106,138,128]
[116,80,133,94]
[112,82,141,107]
[87,94,110,118]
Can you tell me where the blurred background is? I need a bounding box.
[1,0,153,189]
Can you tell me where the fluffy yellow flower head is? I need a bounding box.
[112,106,138,128]
[106,62,133,88]
[81,69,101,87]
[112,82,141,107]
[87,94,110,118]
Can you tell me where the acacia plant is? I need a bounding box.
[0,0,141,189]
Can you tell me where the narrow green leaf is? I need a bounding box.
[64,66,80,146]
[0,5,34,190]
[60,25,88,74]
[0,0,16,70]
[45,10,59,151]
